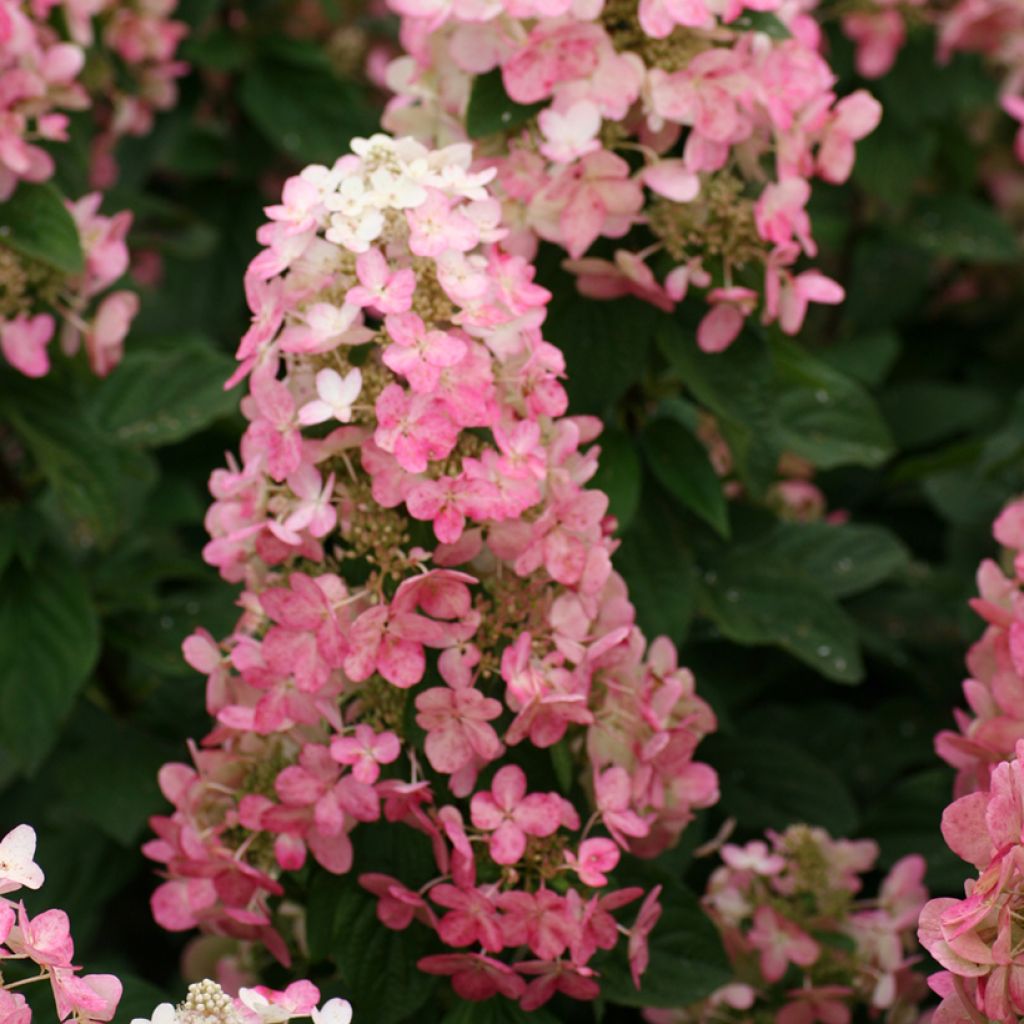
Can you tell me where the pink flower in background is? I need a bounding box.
[1,313,53,377]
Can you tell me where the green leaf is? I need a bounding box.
[91,336,238,446]
[0,554,99,772]
[881,380,999,449]
[181,28,251,70]
[466,69,545,139]
[616,487,697,642]
[549,739,574,794]
[7,376,156,548]
[770,338,893,469]
[760,522,910,599]
[853,122,938,210]
[546,289,658,414]
[306,873,437,1024]
[703,735,859,835]
[730,9,790,37]
[818,330,900,388]
[591,428,642,531]
[902,195,1019,263]
[240,56,377,164]
[700,548,863,682]
[859,768,966,891]
[46,704,177,844]
[442,1002,559,1024]
[642,418,729,537]
[658,324,780,493]
[600,876,731,1009]
[0,182,84,274]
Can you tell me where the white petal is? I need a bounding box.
[298,399,334,426]
[337,368,363,406]
[0,824,43,890]
[312,999,354,1024]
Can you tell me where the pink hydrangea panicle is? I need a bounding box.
[380,0,882,341]
[674,824,928,1024]
[149,132,718,1009]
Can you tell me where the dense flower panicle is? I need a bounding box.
[917,499,1024,1024]
[647,826,928,1024]
[0,823,124,1023]
[0,0,187,198]
[378,0,879,351]
[147,132,719,1008]
[918,739,1024,1024]
[0,0,186,378]
[935,497,1024,796]
[132,979,353,1024]
[0,192,137,378]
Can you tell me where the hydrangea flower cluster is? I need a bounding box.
[0,823,123,1023]
[918,739,1024,1024]
[146,132,719,1008]
[0,0,187,196]
[647,826,928,1024]
[0,192,137,378]
[935,498,1024,797]
[132,979,353,1024]
[0,0,187,379]
[841,0,1024,163]
[380,0,881,352]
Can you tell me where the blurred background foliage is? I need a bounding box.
[1,2,1024,1018]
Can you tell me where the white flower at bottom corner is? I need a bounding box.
[311,999,353,1024]
[131,1003,179,1024]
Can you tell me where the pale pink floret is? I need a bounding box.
[748,905,821,982]
[697,287,758,353]
[1,313,54,378]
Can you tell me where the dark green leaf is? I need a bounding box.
[859,768,965,891]
[902,195,1019,263]
[0,555,99,771]
[616,488,697,642]
[761,522,909,599]
[91,336,238,446]
[881,381,999,449]
[549,739,574,794]
[47,704,177,844]
[547,292,658,414]
[730,10,790,37]
[7,377,156,548]
[704,735,859,835]
[659,324,780,494]
[0,182,84,274]
[591,428,642,531]
[818,330,900,388]
[771,338,893,470]
[466,69,545,139]
[442,1001,559,1024]
[240,57,377,164]
[700,548,863,682]
[642,418,729,537]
